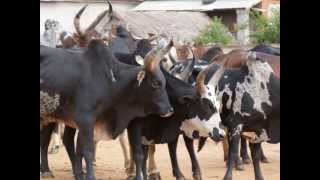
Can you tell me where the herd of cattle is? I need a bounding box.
[40,1,280,180]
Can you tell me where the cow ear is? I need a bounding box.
[137,70,146,87]
[135,55,144,66]
[178,95,195,105]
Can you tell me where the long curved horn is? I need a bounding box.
[196,55,230,94]
[85,0,113,33]
[208,56,230,88]
[196,64,209,95]
[74,4,88,36]
[168,50,177,64]
[144,40,174,72]
[178,47,196,81]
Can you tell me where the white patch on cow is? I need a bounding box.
[218,84,233,110]
[141,136,154,145]
[180,117,212,138]
[40,78,44,84]
[110,69,116,82]
[40,91,60,117]
[224,75,228,79]
[135,55,144,66]
[230,124,243,140]
[218,60,273,119]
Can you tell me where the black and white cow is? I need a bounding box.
[196,52,280,180]
[40,39,174,180]
[125,58,228,180]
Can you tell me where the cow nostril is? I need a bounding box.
[219,134,225,139]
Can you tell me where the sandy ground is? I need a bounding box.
[41,136,279,180]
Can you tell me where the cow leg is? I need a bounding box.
[223,137,244,171]
[223,128,241,180]
[40,123,55,178]
[126,145,136,179]
[223,136,229,162]
[183,135,201,180]
[249,143,264,180]
[92,140,98,166]
[240,136,251,164]
[48,124,60,154]
[119,130,131,171]
[142,145,149,179]
[74,134,85,180]
[168,136,186,180]
[63,126,77,174]
[127,123,144,180]
[147,144,161,180]
[74,113,96,180]
[260,145,270,163]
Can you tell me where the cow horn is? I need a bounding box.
[74,4,88,36]
[168,50,177,64]
[196,65,209,95]
[144,40,174,72]
[208,57,230,89]
[85,0,113,33]
[177,47,196,82]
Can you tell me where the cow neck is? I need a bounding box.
[107,60,142,104]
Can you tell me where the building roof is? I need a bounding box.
[133,0,261,11]
[40,0,143,3]
[106,11,211,41]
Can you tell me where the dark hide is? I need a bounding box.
[251,44,280,56]
[40,40,172,179]
[201,46,224,62]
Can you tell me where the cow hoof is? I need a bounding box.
[193,173,202,180]
[74,174,85,180]
[261,158,270,163]
[242,158,252,164]
[235,163,245,171]
[176,177,186,180]
[48,146,59,154]
[149,172,162,180]
[41,171,55,178]
[126,175,135,180]
[255,177,264,180]
[85,175,96,180]
[223,177,232,180]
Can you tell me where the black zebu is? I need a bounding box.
[40,39,173,180]
[40,23,157,178]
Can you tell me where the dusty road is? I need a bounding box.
[41,136,279,180]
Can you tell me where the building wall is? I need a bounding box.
[40,2,136,34]
[206,10,237,35]
[260,0,280,16]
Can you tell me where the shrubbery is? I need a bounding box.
[194,16,234,46]
[250,9,280,44]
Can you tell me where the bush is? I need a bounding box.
[250,9,280,44]
[194,16,234,46]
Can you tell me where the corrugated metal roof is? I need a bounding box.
[40,0,143,3]
[133,0,261,11]
[105,11,211,41]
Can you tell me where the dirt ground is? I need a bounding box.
[41,136,279,180]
